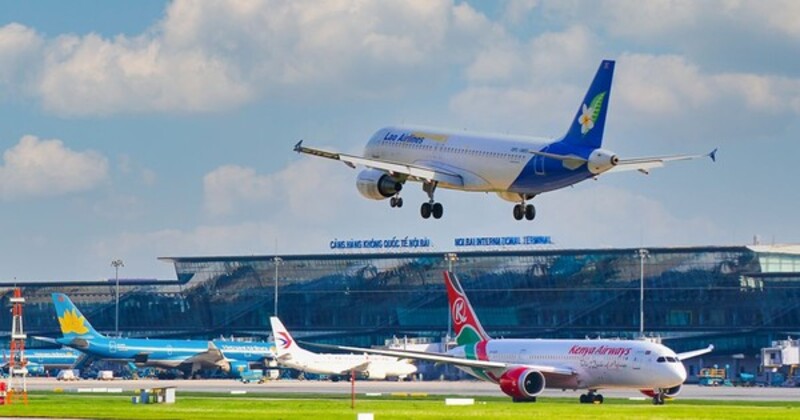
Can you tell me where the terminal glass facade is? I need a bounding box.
[4,246,800,357]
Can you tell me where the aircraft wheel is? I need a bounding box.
[579,394,588,404]
[396,197,403,208]
[652,393,665,405]
[432,202,443,219]
[390,197,397,207]
[525,204,536,221]
[594,394,604,404]
[421,202,432,219]
[513,204,524,220]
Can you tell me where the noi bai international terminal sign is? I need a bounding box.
[329,235,553,251]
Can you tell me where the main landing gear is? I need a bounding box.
[512,195,536,221]
[579,390,604,404]
[420,181,443,219]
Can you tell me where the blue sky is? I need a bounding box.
[1,0,798,281]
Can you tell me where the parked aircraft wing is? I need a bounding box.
[608,148,717,175]
[308,342,574,376]
[294,141,464,186]
[676,344,714,361]
[184,341,227,368]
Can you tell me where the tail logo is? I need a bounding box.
[578,92,606,135]
[58,309,89,335]
[278,332,293,349]
[452,297,468,327]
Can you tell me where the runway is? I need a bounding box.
[24,378,800,401]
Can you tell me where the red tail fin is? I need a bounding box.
[444,271,491,346]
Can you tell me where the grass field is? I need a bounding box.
[1,392,799,419]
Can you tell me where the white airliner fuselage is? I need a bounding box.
[295,60,715,221]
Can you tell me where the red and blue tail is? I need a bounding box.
[444,271,491,346]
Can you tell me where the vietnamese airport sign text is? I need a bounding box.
[329,235,552,251]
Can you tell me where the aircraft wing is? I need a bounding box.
[309,343,574,376]
[293,141,464,186]
[183,341,227,368]
[608,148,717,175]
[677,344,714,361]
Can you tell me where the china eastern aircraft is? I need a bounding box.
[294,60,716,220]
[270,316,417,381]
[324,272,714,405]
[38,293,275,378]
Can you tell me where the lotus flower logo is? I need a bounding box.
[58,309,89,335]
[578,92,606,135]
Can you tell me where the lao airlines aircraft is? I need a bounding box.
[327,272,714,405]
[270,316,417,381]
[295,60,716,221]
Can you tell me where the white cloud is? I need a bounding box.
[0,0,503,116]
[203,165,275,216]
[0,135,109,200]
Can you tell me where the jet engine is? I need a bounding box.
[356,169,403,200]
[640,384,682,398]
[587,148,619,174]
[498,367,546,401]
[362,368,387,380]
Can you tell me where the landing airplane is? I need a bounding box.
[324,272,713,405]
[38,293,275,378]
[270,316,417,381]
[2,347,81,376]
[294,59,716,221]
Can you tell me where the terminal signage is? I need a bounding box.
[330,236,432,250]
[454,235,553,247]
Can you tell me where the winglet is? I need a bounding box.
[709,148,718,163]
[293,140,304,152]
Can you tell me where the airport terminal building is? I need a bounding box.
[4,244,800,379]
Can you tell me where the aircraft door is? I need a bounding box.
[109,341,117,354]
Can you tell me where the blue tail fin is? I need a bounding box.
[52,293,103,339]
[561,60,615,148]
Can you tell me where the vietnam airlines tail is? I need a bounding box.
[53,293,104,340]
[295,59,717,221]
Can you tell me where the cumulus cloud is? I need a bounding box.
[0,0,501,116]
[0,135,109,199]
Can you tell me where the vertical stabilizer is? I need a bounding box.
[561,60,615,148]
[51,293,103,339]
[270,316,305,359]
[444,271,491,346]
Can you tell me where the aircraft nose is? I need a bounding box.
[672,362,687,384]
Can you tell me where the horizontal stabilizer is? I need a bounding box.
[608,148,718,175]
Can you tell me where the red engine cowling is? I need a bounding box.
[499,367,546,401]
[640,384,682,398]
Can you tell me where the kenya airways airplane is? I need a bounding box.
[328,272,713,405]
[294,59,716,221]
[270,316,417,381]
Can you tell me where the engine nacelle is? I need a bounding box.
[640,384,682,398]
[362,369,387,380]
[356,169,403,200]
[587,148,619,174]
[499,367,546,401]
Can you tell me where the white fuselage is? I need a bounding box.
[278,347,417,379]
[450,338,686,390]
[363,126,598,195]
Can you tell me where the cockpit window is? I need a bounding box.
[657,357,666,363]
[667,357,679,363]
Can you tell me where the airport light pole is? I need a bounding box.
[444,253,458,344]
[111,259,124,336]
[637,249,649,338]
[273,256,283,317]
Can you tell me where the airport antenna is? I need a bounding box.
[7,287,29,404]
